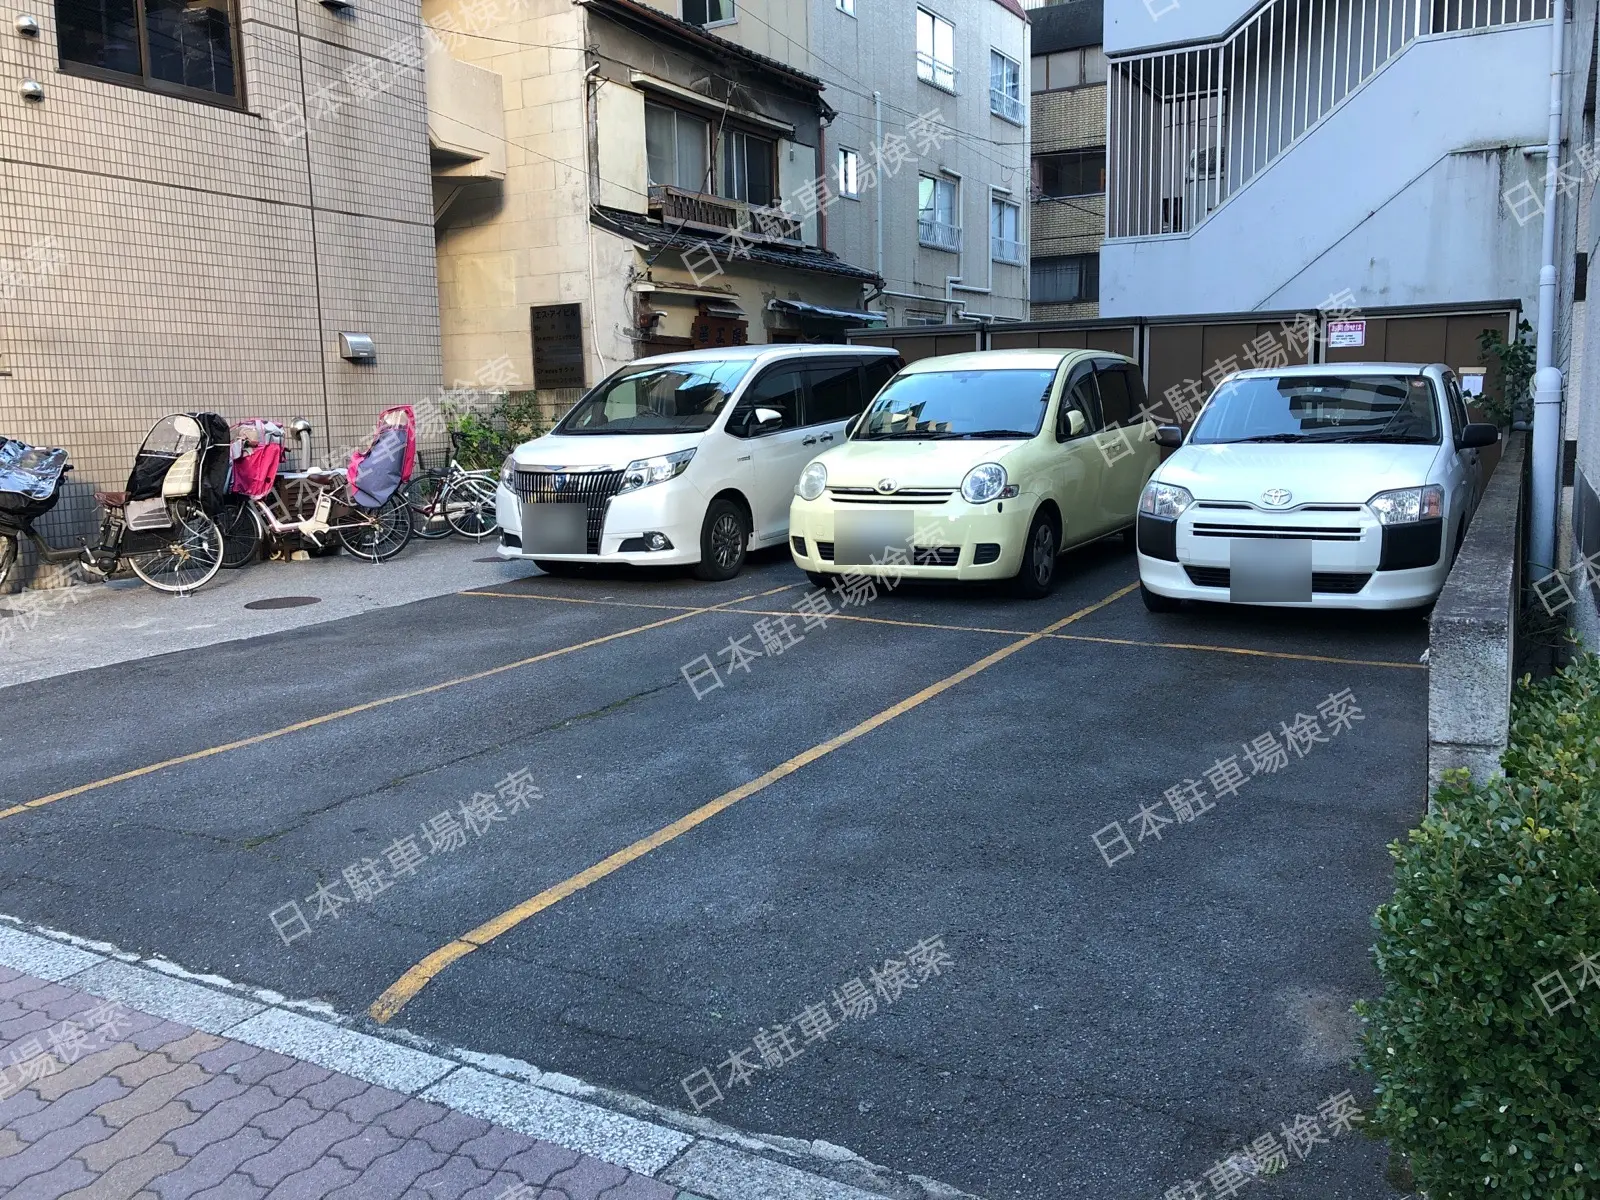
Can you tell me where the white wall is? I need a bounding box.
[1106,0,1262,55]
[1101,23,1551,316]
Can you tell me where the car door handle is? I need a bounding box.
[819,434,834,443]
[802,437,819,445]
[737,455,752,462]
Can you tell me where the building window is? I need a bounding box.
[721,129,775,207]
[990,51,1024,125]
[916,8,955,92]
[838,148,861,198]
[1033,148,1106,198]
[918,175,960,251]
[56,0,241,103]
[836,0,854,12]
[1030,45,1107,92]
[1031,254,1099,304]
[645,102,710,192]
[905,311,947,326]
[682,0,734,26]
[991,196,1022,263]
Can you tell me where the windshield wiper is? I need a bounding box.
[965,430,1034,439]
[1315,432,1436,444]
[1225,434,1313,443]
[867,430,965,440]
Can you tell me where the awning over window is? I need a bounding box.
[767,299,887,324]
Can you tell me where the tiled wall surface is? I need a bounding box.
[1030,81,1105,319]
[0,0,442,588]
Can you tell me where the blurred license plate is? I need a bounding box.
[834,512,914,566]
[521,502,587,554]
[1230,539,1312,602]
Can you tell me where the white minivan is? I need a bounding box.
[495,344,902,579]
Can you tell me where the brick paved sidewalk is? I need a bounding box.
[0,964,693,1200]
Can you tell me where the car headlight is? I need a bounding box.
[1368,484,1443,525]
[500,455,516,486]
[796,461,827,501]
[961,463,1012,504]
[618,448,695,494]
[1139,480,1193,520]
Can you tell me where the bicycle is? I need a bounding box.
[1,415,227,595]
[407,434,501,541]
[215,413,415,565]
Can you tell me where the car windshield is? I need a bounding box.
[854,369,1056,440]
[556,360,754,435]
[1190,374,1442,445]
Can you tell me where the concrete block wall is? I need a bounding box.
[0,0,441,588]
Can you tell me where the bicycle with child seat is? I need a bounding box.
[405,433,501,541]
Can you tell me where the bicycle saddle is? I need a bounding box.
[94,491,127,507]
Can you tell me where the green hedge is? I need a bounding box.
[1358,653,1600,1197]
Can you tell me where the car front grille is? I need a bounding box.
[912,546,960,566]
[1192,522,1363,542]
[512,469,624,554]
[973,543,1001,564]
[826,487,956,505]
[1183,566,1372,594]
[817,541,835,560]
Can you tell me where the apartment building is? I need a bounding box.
[428,0,878,405]
[1026,0,1106,318]
[656,0,1033,325]
[1,0,442,583]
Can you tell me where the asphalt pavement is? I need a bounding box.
[0,541,1427,1199]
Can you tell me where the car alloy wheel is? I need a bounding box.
[1012,511,1059,598]
[694,498,749,581]
[710,512,743,568]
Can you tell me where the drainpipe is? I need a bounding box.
[873,90,885,283]
[1530,0,1567,577]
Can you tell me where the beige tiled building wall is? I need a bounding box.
[1031,79,1105,320]
[0,0,441,588]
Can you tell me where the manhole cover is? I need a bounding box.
[244,596,322,611]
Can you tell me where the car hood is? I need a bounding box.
[815,437,1030,489]
[1156,442,1444,504]
[510,431,703,471]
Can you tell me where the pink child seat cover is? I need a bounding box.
[347,405,417,508]
[228,419,286,499]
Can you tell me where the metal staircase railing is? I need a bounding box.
[1106,0,1552,238]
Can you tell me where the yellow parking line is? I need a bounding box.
[726,607,1422,670]
[367,581,1138,1024]
[0,583,798,823]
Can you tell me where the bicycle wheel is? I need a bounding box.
[126,501,224,593]
[444,475,500,540]
[0,534,16,590]
[337,493,414,562]
[216,499,264,569]
[407,474,452,540]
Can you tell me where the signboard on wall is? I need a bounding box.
[1327,320,1367,348]
[530,304,585,390]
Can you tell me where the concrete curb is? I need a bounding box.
[0,915,984,1200]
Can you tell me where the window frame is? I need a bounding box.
[837,147,861,199]
[719,126,777,206]
[801,359,869,428]
[1031,253,1100,305]
[1091,359,1136,427]
[682,0,736,28]
[1056,362,1103,441]
[1033,148,1107,199]
[916,7,957,93]
[989,49,1024,125]
[1031,46,1107,93]
[645,100,711,193]
[56,0,247,108]
[990,194,1022,264]
[727,364,807,438]
[918,174,961,252]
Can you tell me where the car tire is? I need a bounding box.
[1011,510,1060,599]
[535,560,585,577]
[1140,582,1182,613]
[693,499,748,581]
[805,571,838,591]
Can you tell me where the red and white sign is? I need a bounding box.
[1327,319,1367,348]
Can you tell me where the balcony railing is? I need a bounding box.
[990,87,1025,125]
[916,51,957,92]
[919,219,962,252]
[1107,0,1553,238]
[647,184,804,244]
[991,235,1023,264]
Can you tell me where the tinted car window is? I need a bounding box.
[805,362,865,425]
[862,355,902,399]
[729,368,805,437]
[559,360,752,435]
[1190,374,1442,445]
[1058,366,1101,438]
[1094,361,1134,427]
[1444,374,1469,440]
[855,369,1057,439]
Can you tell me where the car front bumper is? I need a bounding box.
[1136,505,1450,610]
[494,481,705,567]
[788,494,1033,581]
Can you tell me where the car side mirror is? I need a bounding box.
[1154,424,1184,449]
[753,407,784,433]
[1065,409,1086,437]
[1458,422,1499,450]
